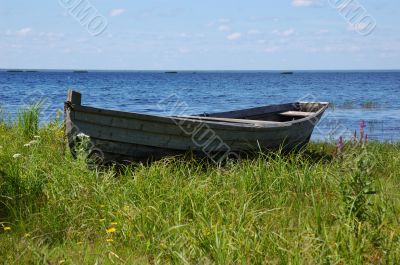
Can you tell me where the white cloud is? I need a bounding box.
[62,48,72,54]
[178,47,190,54]
[282,28,295,36]
[218,25,231,32]
[305,45,361,53]
[316,29,330,34]
[264,46,280,53]
[348,23,369,31]
[218,18,230,24]
[16,27,32,37]
[110,9,125,17]
[273,28,296,37]
[248,29,260,35]
[226,32,242,40]
[292,0,320,7]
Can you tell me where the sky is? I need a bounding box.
[0,0,399,70]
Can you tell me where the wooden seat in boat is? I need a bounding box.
[279,111,314,117]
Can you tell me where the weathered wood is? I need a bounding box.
[72,108,302,142]
[280,111,314,117]
[67,90,82,105]
[205,103,294,119]
[176,115,284,127]
[64,90,329,163]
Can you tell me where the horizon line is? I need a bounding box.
[1,68,400,72]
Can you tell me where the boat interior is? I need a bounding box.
[179,102,328,124]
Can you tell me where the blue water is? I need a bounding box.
[1,70,399,141]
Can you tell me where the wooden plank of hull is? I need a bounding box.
[73,110,290,138]
[90,136,310,163]
[70,113,316,152]
[175,115,282,126]
[91,139,185,162]
[72,119,287,151]
[71,108,317,142]
[205,103,296,119]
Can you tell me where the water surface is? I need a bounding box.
[1,70,399,141]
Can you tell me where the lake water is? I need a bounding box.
[1,70,399,142]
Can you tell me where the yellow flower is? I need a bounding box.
[106,227,116,233]
[106,238,114,242]
[3,226,11,231]
[110,222,118,225]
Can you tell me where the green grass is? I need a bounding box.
[0,108,399,264]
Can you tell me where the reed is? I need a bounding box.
[0,108,399,264]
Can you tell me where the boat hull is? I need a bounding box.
[65,90,328,163]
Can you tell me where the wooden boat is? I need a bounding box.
[65,90,329,163]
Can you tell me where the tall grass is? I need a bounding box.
[0,107,399,264]
[16,102,42,138]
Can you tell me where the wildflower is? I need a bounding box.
[3,226,11,231]
[359,120,366,141]
[359,120,366,130]
[77,133,89,139]
[106,227,116,233]
[24,140,39,147]
[106,238,114,243]
[13,153,22,159]
[336,136,344,155]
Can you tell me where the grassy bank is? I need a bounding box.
[0,107,399,264]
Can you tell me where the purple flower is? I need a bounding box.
[336,136,344,155]
[359,120,366,130]
[359,120,366,143]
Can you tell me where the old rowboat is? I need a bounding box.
[65,90,329,163]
